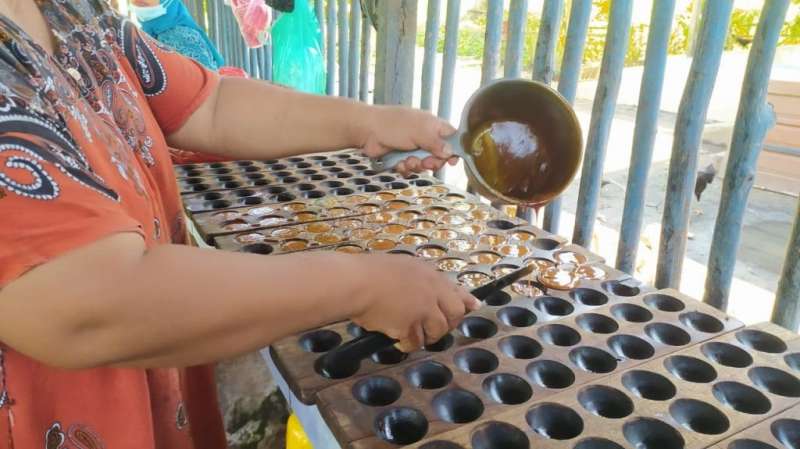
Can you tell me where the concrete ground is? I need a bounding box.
[404,45,800,324]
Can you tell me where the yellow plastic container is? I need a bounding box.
[286,413,313,449]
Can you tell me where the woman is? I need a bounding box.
[0,1,474,448]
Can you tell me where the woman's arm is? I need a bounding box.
[0,233,478,369]
[167,77,456,174]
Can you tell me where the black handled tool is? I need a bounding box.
[314,263,535,379]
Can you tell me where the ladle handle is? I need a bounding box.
[324,331,397,361]
[370,149,437,172]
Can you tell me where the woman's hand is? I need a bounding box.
[351,254,480,352]
[355,106,459,177]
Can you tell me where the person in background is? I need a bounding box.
[131,0,226,71]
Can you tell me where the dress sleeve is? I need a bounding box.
[0,107,145,287]
[118,21,220,135]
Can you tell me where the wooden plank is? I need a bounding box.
[765,123,800,148]
[769,79,800,97]
[373,0,418,106]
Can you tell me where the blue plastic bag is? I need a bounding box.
[270,0,325,94]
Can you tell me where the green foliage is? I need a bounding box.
[726,9,759,50]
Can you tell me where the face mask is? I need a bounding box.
[131,1,170,22]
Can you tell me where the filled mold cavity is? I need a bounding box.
[352,376,402,407]
[454,348,499,374]
[621,370,677,401]
[608,334,655,360]
[406,361,453,389]
[526,360,576,389]
[432,388,485,423]
[458,317,499,339]
[611,303,653,323]
[471,421,530,449]
[736,329,788,354]
[748,367,800,397]
[664,355,718,383]
[497,306,538,328]
[534,296,574,316]
[537,324,581,347]
[577,385,634,419]
[570,288,609,306]
[669,399,730,435]
[679,311,724,333]
[712,381,771,415]
[526,403,584,440]
[569,347,618,374]
[483,373,533,405]
[576,313,619,334]
[623,418,685,449]
[701,341,754,368]
[643,293,685,312]
[373,407,428,445]
[298,330,341,353]
[499,335,543,360]
[424,334,454,352]
[645,322,691,346]
[771,419,800,449]
[601,280,640,297]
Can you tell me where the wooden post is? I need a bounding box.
[773,198,800,331]
[348,0,361,98]
[480,0,504,87]
[338,0,349,96]
[373,0,418,106]
[420,0,442,111]
[359,11,372,102]
[705,0,789,310]
[504,0,528,78]
[326,0,337,95]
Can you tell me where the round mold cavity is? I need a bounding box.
[191,184,209,192]
[608,334,655,360]
[574,438,625,449]
[298,169,318,175]
[499,335,543,360]
[530,238,560,250]
[371,347,408,365]
[234,189,255,197]
[345,158,360,165]
[454,348,499,374]
[737,329,788,354]
[748,367,800,397]
[534,296,574,316]
[242,197,263,205]
[203,192,223,200]
[322,180,344,188]
[236,160,254,166]
[471,421,529,449]
[309,155,327,161]
[623,418,685,449]
[570,288,609,306]
[771,419,800,449]
[486,219,516,230]
[578,385,634,419]
[484,290,512,306]
[458,317,498,339]
[537,324,581,347]
[276,192,297,202]
[273,170,292,178]
[497,307,537,328]
[377,175,395,183]
[526,360,576,389]
[526,403,584,440]
[252,179,270,186]
[419,442,465,449]
[287,157,304,163]
[332,187,355,196]
[350,177,370,185]
[645,322,691,346]
[432,388,484,423]
[319,160,336,167]
[602,280,641,297]
[665,355,718,383]
[346,323,365,337]
[263,159,280,165]
[353,376,402,407]
[309,174,326,181]
[576,313,619,334]
[296,183,315,191]
[424,334,454,352]
[241,243,273,255]
[406,361,453,389]
[643,293,685,312]
[298,330,341,353]
[373,407,428,445]
[388,181,409,190]
[669,398,730,435]
[569,347,618,374]
[295,162,312,169]
[213,168,231,174]
[701,342,754,368]
[362,169,378,176]
[621,370,677,401]
[786,353,800,372]
[210,199,231,209]
[185,177,204,185]
[483,373,533,405]
[247,172,266,179]
[266,186,286,194]
[411,179,434,187]
[359,184,381,193]
[728,440,780,449]
[223,181,242,189]
[611,303,653,323]
[712,381,772,415]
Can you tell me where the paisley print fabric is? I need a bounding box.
[0,1,226,449]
